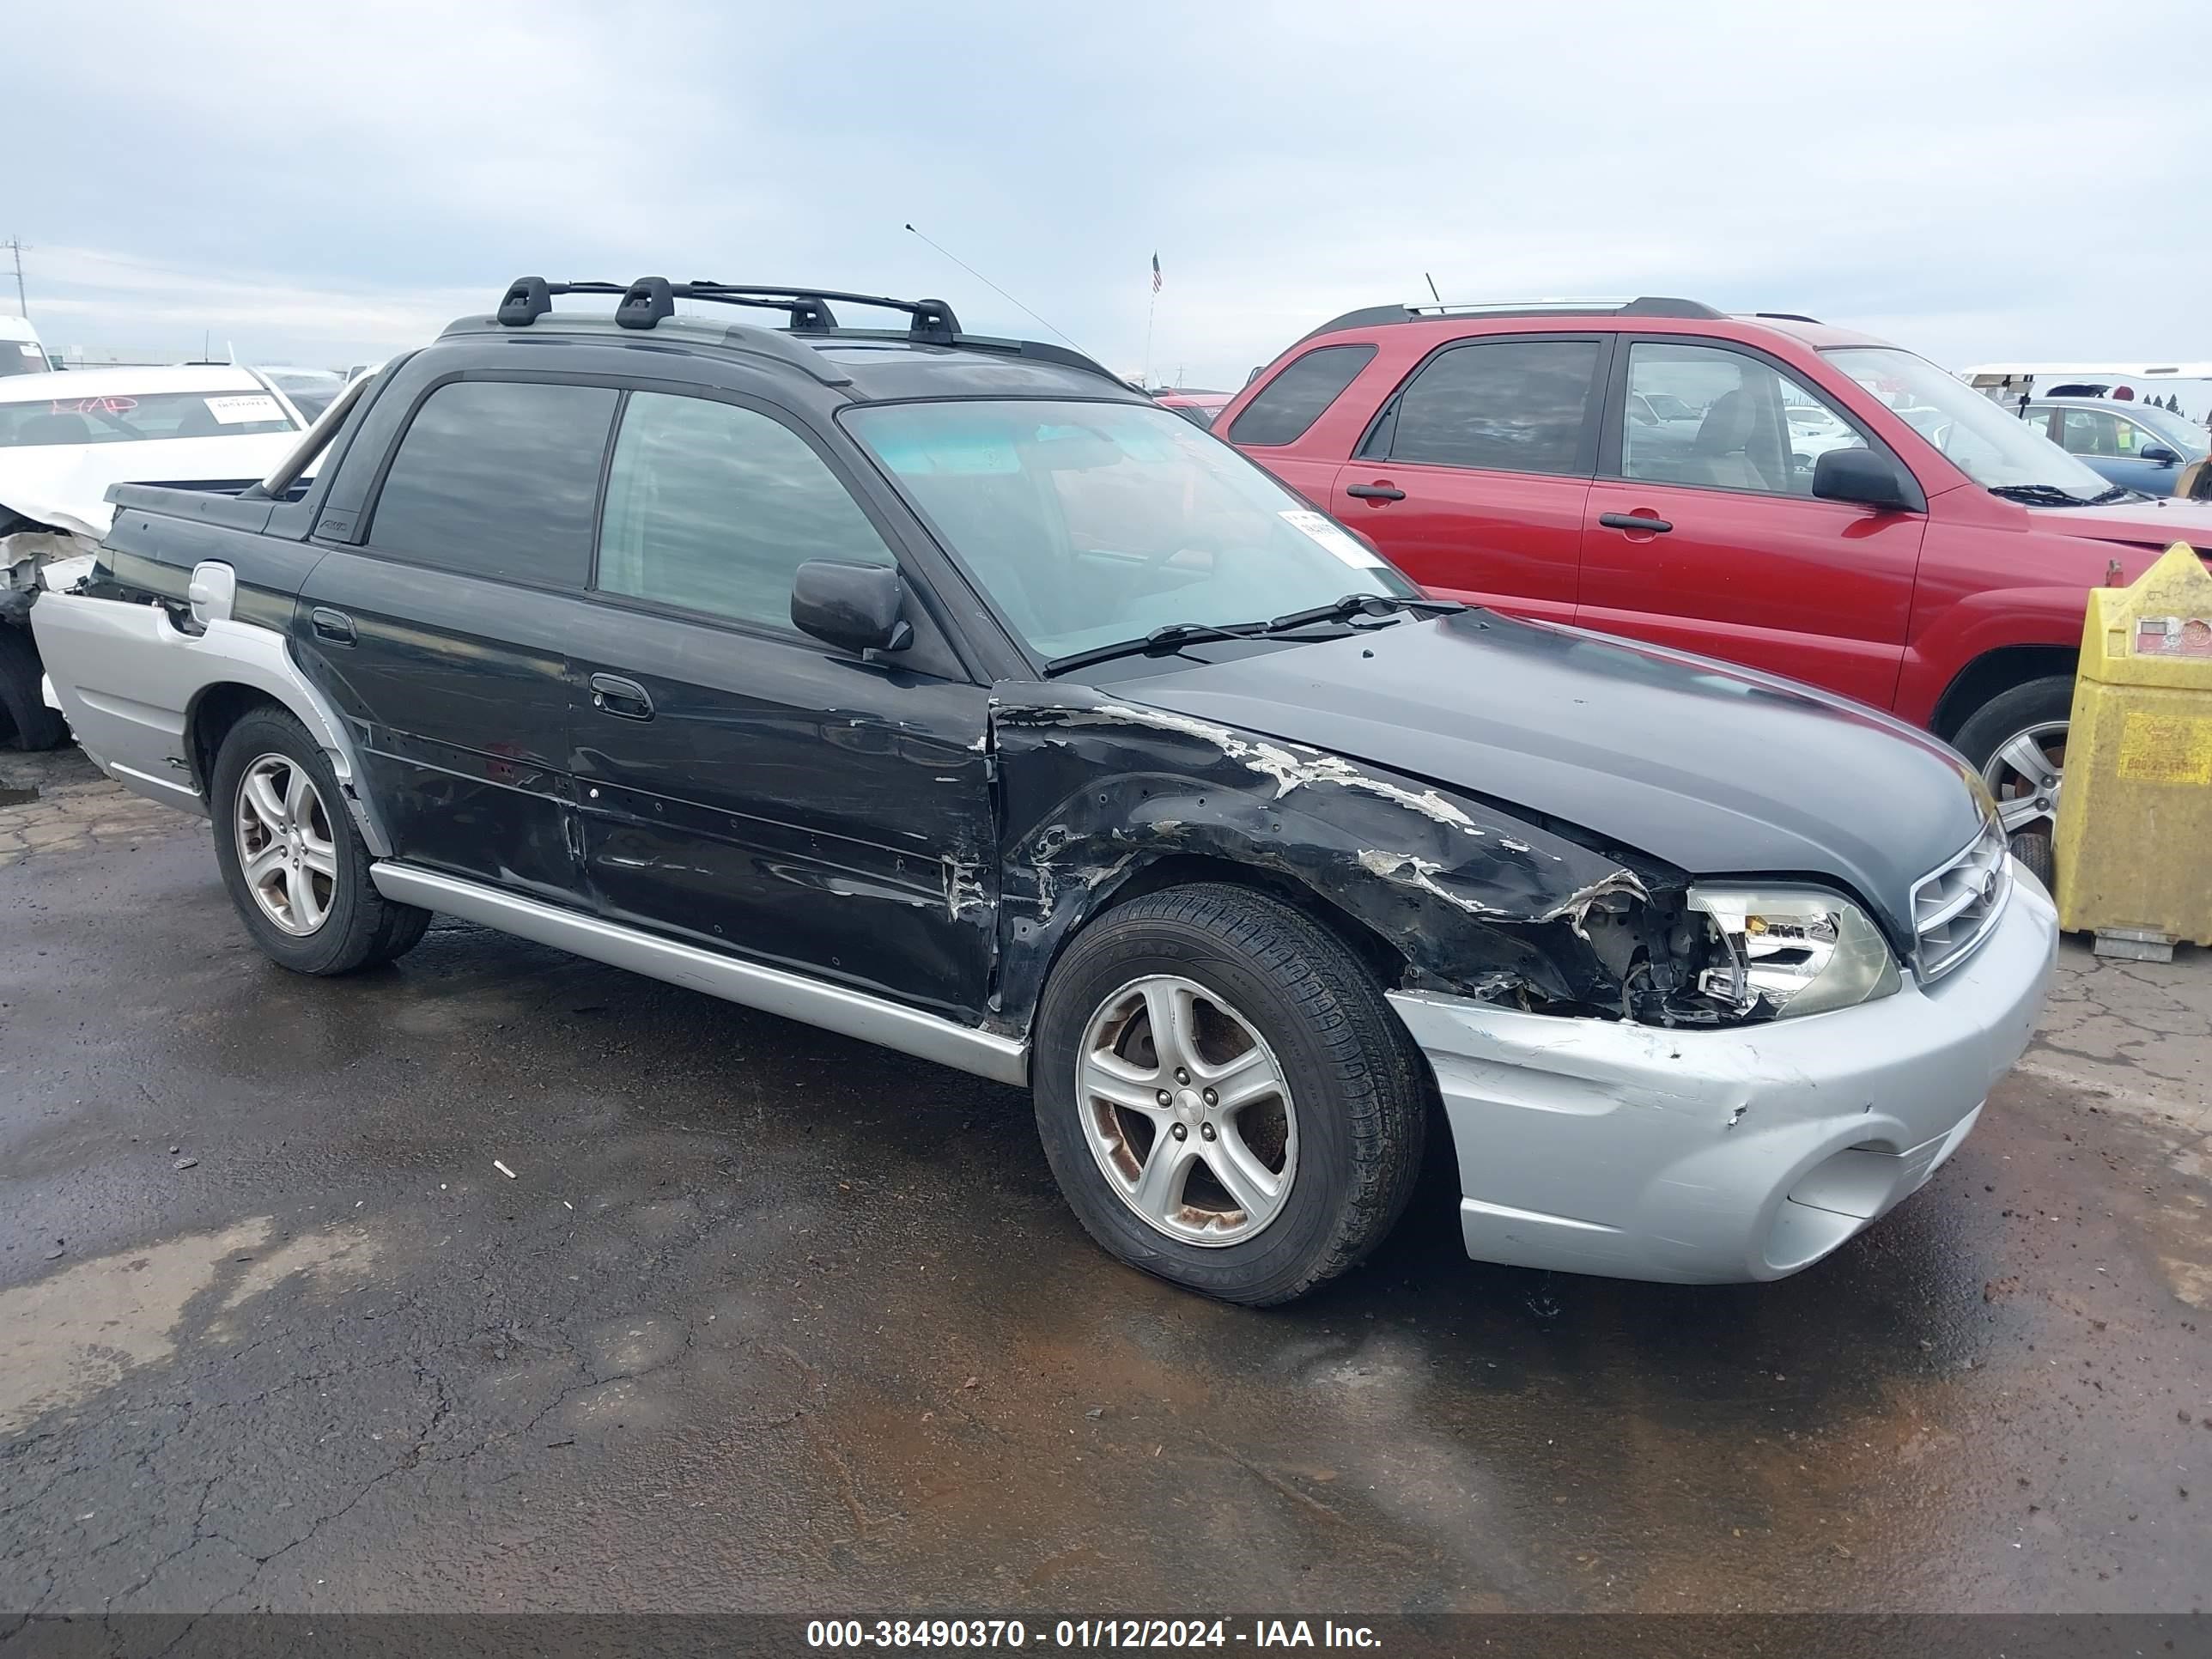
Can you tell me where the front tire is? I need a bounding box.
[1952,675,2069,853]
[1033,884,1427,1306]
[210,707,430,975]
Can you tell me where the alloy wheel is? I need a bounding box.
[234,753,338,936]
[1076,975,1297,1246]
[1980,720,2067,840]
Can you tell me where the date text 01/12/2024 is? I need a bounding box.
[805,1620,1382,1649]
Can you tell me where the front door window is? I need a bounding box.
[1621,341,1867,496]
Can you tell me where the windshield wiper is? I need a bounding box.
[1042,619,1267,676]
[1264,592,1468,630]
[1040,593,1467,678]
[1988,483,2106,507]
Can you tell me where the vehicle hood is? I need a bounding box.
[1114,611,1986,941]
[0,433,301,538]
[2025,493,2212,550]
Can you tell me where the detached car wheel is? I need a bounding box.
[0,627,69,751]
[210,708,431,975]
[1033,884,1427,1306]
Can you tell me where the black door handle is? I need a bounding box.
[1345,483,1407,501]
[589,673,654,720]
[310,606,356,645]
[1598,513,1674,534]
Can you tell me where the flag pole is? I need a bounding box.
[1142,289,1157,389]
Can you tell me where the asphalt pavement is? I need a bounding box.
[3,751,2209,1616]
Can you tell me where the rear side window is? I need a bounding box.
[368,380,618,586]
[596,392,893,629]
[1374,338,1602,475]
[1228,345,1376,446]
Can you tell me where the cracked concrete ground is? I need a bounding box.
[2,760,2209,1617]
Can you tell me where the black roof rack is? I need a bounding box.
[1300,294,1725,343]
[483,275,1121,387]
[1749,311,1823,325]
[495,276,963,342]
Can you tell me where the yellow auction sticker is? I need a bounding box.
[2116,710,2212,785]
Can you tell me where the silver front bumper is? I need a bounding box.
[1387,863,2059,1284]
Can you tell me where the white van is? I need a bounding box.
[0,316,52,378]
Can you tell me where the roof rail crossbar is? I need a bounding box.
[477,276,1116,388]
[495,276,963,339]
[495,277,629,326]
[678,283,962,342]
[1750,311,1824,325]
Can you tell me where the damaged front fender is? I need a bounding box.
[988,686,1670,1031]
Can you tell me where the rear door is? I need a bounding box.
[1577,337,1925,710]
[563,387,998,1023]
[1326,334,1607,623]
[294,375,617,898]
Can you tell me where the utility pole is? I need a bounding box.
[2,237,27,319]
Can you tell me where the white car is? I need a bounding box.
[1,365,313,749]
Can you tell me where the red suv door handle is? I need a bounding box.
[1598,512,1673,534]
[1346,483,1406,501]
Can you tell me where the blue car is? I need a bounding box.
[2019,395,2209,495]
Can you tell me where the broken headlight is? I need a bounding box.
[1687,886,1900,1019]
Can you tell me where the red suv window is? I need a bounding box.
[1227,344,1375,446]
[1360,337,1604,476]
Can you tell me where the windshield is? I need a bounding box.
[0,389,298,447]
[1824,347,2113,497]
[846,398,1416,662]
[2126,401,2210,458]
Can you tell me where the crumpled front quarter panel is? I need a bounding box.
[988,683,1649,1029]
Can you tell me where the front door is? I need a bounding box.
[1328,334,1607,624]
[564,387,997,1023]
[1576,338,1925,711]
[294,377,618,898]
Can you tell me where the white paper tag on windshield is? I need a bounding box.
[15,343,41,358]
[204,394,283,425]
[1280,507,1385,570]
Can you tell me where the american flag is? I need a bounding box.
[1151,252,1162,294]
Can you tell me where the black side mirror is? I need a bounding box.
[791,560,912,655]
[1812,447,1924,513]
[2142,445,2182,467]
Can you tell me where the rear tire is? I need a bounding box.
[210,707,430,975]
[1033,883,1427,1306]
[0,626,69,751]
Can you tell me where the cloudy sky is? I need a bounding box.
[11,1,2209,393]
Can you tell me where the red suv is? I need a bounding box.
[1219,297,2212,862]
